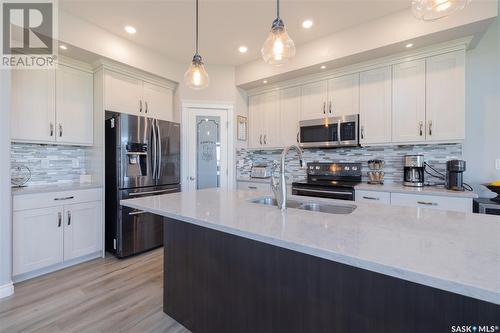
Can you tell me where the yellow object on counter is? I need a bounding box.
[489,181,500,186]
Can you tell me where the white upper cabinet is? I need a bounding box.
[248,91,280,148]
[56,65,94,145]
[280,86,301,146]
[248,94,265,148]
[300,80,328,120]
[104,70,143,115]
[359,66,392,145]
[11,69,56,143]
[327,73,359,117]
[426,51,465,142]
[392,60,426,143]
[142,82,174,121]
[104,69,175,121]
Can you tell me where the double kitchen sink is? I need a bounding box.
[250,196,356,215]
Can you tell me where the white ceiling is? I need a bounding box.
[60,0,411,66]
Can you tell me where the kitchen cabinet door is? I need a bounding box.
[13,206,64,276]
[327,73,359,117]
[280,86,301,146]
[300,80,328,120]
[248,94,265,148]
[63,201,102,261]
[426,51,465,142]
[392,60,426,143]
[56,65,94,145]
[359,66,392,145]
[142,82,173,121]
[11,69,56,143]
[262,91,280,148]
[104,70,143,116]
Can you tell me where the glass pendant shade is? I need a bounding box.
[261,18,296,66]
[412,0,471,21]
[184,54,209,90]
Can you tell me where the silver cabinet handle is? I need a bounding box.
[145,101,148,114]
[361,126,365,139]
[58,212,62,227]
[329,101,332,114]
[49,122,54,137]
[296,132,299,143]
[59,124,63,137]
[323,102,326,114]
[129,210,147,216]
[54,196,74,201]
[362,196,380,201]
[139,100,143,113]
[419,121,423,136]
[417,201,438,206]
[259,134,263,145]
[428,121,433,136]
[248,186,258,190]
[263,135,267,145]
[67,211,71,226]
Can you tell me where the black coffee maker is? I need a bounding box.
[446,160,466,191]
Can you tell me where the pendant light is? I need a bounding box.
[261,0,296,66]
[412,0,471,21]
[184,0,209,89]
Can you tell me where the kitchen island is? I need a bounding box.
[121,188,500,333]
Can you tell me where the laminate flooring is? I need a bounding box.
[0,248,189,333]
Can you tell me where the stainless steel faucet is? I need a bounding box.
[271,145,305,211]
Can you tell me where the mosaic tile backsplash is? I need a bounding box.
[11,143,90,186]
[236,144,462,184]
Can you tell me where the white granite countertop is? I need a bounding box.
[121,188,500,305]
[355,183,479,198]
[12,183,102,196]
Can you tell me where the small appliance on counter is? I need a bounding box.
[474,198,500,215]
[484,181,500,203]
[367,159,385,184]
[250,163,272,179]
[445,160,467,191]
[403,155,425,187]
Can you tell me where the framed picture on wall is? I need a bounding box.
[237,116,247,141]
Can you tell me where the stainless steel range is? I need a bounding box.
[292,162,362,201]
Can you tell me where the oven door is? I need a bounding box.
[299,118,339,148]
[292,184,355,201]
[338,114,359,147]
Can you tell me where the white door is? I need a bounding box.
[426,51,465,142]
[392,60,426,143]
[262,91,280,148]
[63,201,102,261]
[300,80,328,120]
[11,69,56,143]
[280,86,301,146]
[13,206,64,276]
[327,73,359,117]
[186,108,229,191]
[142,82,174,121]
[104,70,143,115]
[248,94,264,148]
[359,66,392,145]
[56,65,94,145]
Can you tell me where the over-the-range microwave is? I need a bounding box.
[299,114,359,148]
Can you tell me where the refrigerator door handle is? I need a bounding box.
[156,120,162,182]
[150,119,157,181]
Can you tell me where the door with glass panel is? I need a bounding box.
[186,108,228,191]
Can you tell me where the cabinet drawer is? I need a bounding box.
[390,193,472,213]
[13,188,102,211]
[237,181,271,193]
[355,190,390,205]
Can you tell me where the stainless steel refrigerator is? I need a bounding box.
[105,112,180,258]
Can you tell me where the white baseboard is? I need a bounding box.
[0,282,14,299]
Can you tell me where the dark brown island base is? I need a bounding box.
[163,217,500,333]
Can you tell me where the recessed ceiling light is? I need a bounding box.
[59,44,67,50]
[124,25,137,34]
[406,43,414,48]
[302,20,313,29]
[263,80,268,84]
[238,46,248,53]
[320,65,326,69]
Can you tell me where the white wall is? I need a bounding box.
[463,12,500,197]
[0,69,13,298]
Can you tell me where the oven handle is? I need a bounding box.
[293,188,352,196]
[129,188,178,197]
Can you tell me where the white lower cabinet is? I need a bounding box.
[13,188,102,279]
[355,190,391,205]
[390,193,472,213]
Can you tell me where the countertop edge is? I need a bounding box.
[12,183,103,196]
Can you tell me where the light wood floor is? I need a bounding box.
[0,248,189,333]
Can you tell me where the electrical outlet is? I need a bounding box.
[496,159,500,170]
[72,159,80,168]
[41,159,49,169]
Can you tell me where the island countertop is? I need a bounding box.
[121,188,500,305]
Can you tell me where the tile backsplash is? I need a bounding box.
[236,144,462,183]
[11,143,90,186]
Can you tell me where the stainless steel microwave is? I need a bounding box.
[299,114,359,148]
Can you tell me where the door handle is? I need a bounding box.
[59,124,63,137]
[139,100,143,113]
[58,212,62,227]
[67,211,71,226]
[419,121,423,136]
[428,121,433,136]
[189,176,196,181]
[129,188,178,196]
[49,122,54,137]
